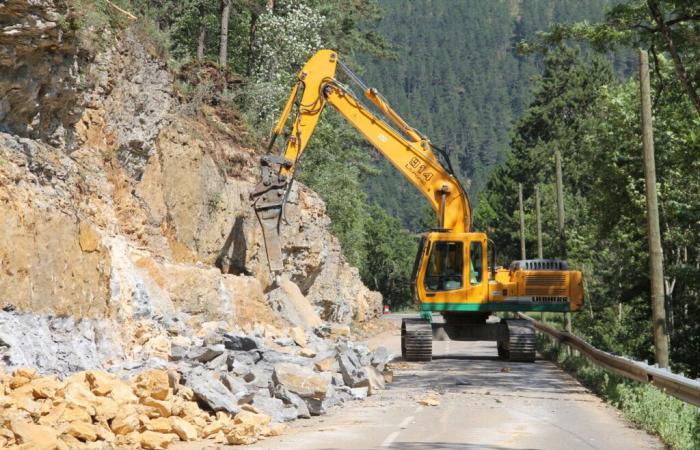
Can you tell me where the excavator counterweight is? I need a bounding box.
[251,49,584,362]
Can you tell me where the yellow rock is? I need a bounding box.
[169,416,198,441]
[30,377,62,399]
[107,378,139,405]
[289,326,307,347]
[141,397,172,418]
[60,403,92,423]
[133,370,170,401]
[201,421,223,438]
[314,356,336,372]
[78,221,100,252]
[85,371,116,396]
[140,431,177,449]
[146,417,172,433]
[66,421,98,442]
[111,407,140,435]
[417,396,440,406]
[94,423,116,442]
[266,422,287,437]
[175,385,194,401]
[9,418,62,450]
[61,381,98,416]
[9,376,31,389]
[240,404,262,414]
[93,395,118,421]
[225,410,271,445]
[213,430,226,443]
[299,347,317,358]
[13,368,38,380]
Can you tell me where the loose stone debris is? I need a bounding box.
[0,324,396,449]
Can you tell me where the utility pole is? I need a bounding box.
[518,183,526,261]
[535,186,544,321]
[639,49,669,368]
[555,150,572,334]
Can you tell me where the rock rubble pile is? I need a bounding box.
[0,323,395,449]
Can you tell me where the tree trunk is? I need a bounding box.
[647,0,700,116]
[219,0,231,67]
[639,49,670,368]
[197,25,206,61]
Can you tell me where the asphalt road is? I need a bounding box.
[245,314,663,450]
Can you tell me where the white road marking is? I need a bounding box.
[398,416,414,429]
[380,431,400,447]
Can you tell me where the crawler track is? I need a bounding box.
[401,318,432,362]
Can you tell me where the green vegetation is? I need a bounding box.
[475,1,700,378]
[539,335,700,450]
[359,0,616,230]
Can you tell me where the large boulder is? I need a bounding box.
[271,362,330,401]
[184,369,239,415]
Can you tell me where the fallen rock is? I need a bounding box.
[110,406,141,435]
[225,410,271,445]
[371,346,394,372]
[350,386,368,400]
[364,365,386,394]
[185,369,240,415]
[8,419,63,450]
[267,278,322,328]
[252,395,298,423]
[289,326,307,347]
[66,421,98,442]
[140,430,178,449]
[168,416,196,441]
[133,369,170,401]
[272,362,330,401]
[223,333,259,351]
[337,351,366,387]
[186,344,225,363]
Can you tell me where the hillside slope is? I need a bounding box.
[360,0,612,229]
[0,0,381,372]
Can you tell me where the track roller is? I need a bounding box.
[401,318,432,362]
[498,319,536,363]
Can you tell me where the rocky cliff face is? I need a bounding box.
[0,3,381,374]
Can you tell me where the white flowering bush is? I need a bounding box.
[245,1,325,124]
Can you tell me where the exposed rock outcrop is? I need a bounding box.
[0,2,381,377]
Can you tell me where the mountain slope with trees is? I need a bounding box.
[359,0,615,230]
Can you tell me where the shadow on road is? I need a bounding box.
[391,352,586,396]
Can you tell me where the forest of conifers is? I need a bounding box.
[94,0,698,378]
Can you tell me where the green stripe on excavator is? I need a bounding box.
[420,303,571,312]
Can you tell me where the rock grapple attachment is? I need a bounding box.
[250,155,293,273]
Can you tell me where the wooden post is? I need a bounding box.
[518,183,526,261]
[555,150,572,335]
[535,186,545,321]
[639,49,670,368]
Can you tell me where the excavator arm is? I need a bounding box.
[251,49,470,271]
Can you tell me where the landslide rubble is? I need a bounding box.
[0,1,386,448]
[0,324,395,449]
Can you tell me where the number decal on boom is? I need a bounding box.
[406,157,433,183]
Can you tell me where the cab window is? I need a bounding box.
[424,241,463,291]
[470,241,483,285]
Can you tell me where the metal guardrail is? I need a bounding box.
[517,313,700,407]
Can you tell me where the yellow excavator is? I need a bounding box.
[251,50,584,362]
